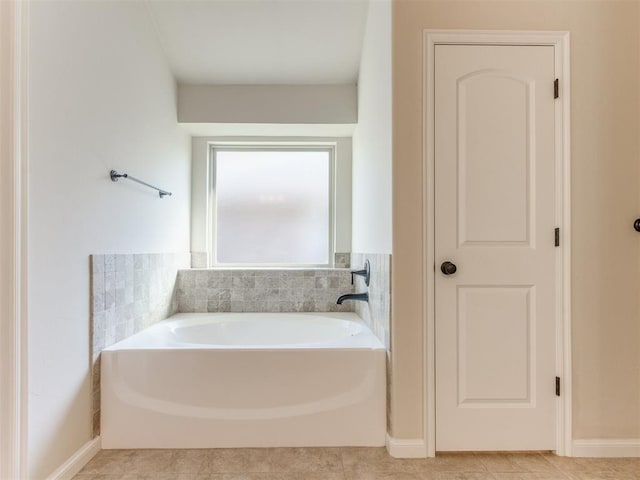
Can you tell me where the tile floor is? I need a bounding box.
[74,448,640,480]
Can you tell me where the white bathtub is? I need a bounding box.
[100,312,386,449]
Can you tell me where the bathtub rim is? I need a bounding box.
[102,311,385,352]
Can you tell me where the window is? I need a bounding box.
[211,146,334,266]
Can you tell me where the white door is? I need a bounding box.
[435,44,557,451]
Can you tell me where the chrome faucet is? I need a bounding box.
[336,292,369,304]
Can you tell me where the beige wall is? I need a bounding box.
[0,2,27,478]
[392,0,640,441]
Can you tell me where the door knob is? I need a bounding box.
[441,261,457,275]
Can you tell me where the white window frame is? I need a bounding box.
[208,143,336,268]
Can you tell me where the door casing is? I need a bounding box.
[423,30,571,457]
[0,1,29,478]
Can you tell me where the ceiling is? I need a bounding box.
[146,0,369,85]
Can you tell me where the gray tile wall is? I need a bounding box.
[351,253,392,431]
[351,253,391,350]
[90,252,190,436]
[334,252,351,268]
[91,256,355,438]
[175,269,355,313]
[190,251,208,268]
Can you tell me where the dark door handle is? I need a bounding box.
[441,261,457,275]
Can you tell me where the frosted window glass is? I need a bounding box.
[215,150,330,265]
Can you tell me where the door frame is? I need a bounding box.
[423,30,572,456]
[0,1,29,478]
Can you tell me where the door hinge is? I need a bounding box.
[554,78,559,99]
[555,227,560,247]
[555,376,561,396]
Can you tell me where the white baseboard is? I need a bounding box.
[46,436,101,480]
[385,434,428,458]
[572,439,640,458]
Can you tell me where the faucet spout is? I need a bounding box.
[336,292,369,304]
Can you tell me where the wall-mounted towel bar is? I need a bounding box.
[110,170,172,198]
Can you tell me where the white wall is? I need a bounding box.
[178,84,357,124]
[351,0,393,254]
[28,2,190,478]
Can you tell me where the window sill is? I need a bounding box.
[182,267,351,272]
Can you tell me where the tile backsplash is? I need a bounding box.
[351,252,392,432]
[175,269,354,313]
[334,252,351,268]
[351,253,391,351]
[90,255,357,437]
[90,252,190,436]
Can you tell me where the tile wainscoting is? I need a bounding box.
[175,269,355,313]
[334,252,351,268]
[351,253,391,350]
[90,256,358,438]
[351,252,392,431]
[89,252,191,436]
